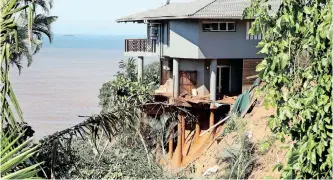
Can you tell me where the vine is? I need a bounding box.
[244,0,332,178]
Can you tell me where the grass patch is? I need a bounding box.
[217,117,256,179]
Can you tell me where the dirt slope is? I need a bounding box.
[180,101,290,179]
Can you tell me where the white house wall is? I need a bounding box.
[198,20,263,59]
[160,20,263,59]
[163,20,200,59]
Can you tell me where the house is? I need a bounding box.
[117,0,280,101]
[116,0,280,168]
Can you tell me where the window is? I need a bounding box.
[211,23,219,31]
[147,24,159,39]
[166,23,170,46]
[220,23,227,31]
[202,22,236,32]
[246,21,263,40]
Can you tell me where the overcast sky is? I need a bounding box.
[50,0,192,35]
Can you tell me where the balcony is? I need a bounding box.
[124,39,157,57]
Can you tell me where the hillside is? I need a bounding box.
[172,98,290,179]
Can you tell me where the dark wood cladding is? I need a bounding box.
[125,39,156,53]
[242,59,262,91]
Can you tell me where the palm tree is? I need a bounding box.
[11,13,57,71]
[1,0,55,178]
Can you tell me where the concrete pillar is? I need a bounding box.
[210,59,217,101]
[168,128,174,159]
[138,56,144,83]
[175,113,183,167]
[173,58,179,98]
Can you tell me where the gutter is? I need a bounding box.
[116,16,254,23]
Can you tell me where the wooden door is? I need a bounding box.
[179,71,197,94]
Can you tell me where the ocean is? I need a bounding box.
[10,34,157,139]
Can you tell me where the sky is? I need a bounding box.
[50,0,192,35]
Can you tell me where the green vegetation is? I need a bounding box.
[244,0,332,178]
[218,118,255,179]
[257,135,276,155]
[98,58,159,113]
[1,0,55,178]
[1,130,42,179]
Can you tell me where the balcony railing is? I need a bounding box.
[125,39,156,53]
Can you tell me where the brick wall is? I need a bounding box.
[242,59,262,91]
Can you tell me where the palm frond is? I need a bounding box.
[1,130,42,179]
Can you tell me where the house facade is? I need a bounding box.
[117,0,279,101]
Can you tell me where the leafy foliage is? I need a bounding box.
[244,0,332,178]
[98,58,160,113]
[1,128,42,179]
[56,138,166,179]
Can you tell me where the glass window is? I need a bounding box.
[202,23,211,31]
[211,23,219,31]
[220,23,227,31]
[227,22,235,31]
[202,22,236,32]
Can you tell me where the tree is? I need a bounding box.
[244,0,332,178]
[11,13,57,71]
[1,0,55,178]
[98,58,160,113]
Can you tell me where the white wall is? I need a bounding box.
[163,20,200,59]
[160,20,263,59]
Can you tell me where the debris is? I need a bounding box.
[247,131,253,139]
[200,116,230,137]
[231,78,261,116]
[202,166,219,176]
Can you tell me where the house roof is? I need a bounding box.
[116,0,280,22]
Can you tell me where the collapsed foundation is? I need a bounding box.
[142,94,236,169]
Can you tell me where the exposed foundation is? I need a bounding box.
[142,94,233,169]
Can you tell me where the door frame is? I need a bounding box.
[217,65,232,93]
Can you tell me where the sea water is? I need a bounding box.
[10,34,157,139]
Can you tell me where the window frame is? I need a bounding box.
[202,21,236,32]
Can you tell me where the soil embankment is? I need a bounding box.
[168,100,289,178]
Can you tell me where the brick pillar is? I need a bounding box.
[175,113,183,167]
[210,103,216,138]
[168,128,173,159]
[195,111,201,140]
[181,114,185,153]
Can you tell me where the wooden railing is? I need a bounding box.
[125,39,156,53]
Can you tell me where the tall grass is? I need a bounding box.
[217,116,256,179]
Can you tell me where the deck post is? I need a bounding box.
[210,59,217,101]
[195,111,201,140]
[168,128,174,159]
[138,56,144,83]
[173,58,179,98]
[175,113,183,167]
[181,113,185,154]
[210,103,217,138]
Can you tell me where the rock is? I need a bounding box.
[202,166,219,176]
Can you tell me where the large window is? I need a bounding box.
[202,22,236,32]
[246,21,263,40]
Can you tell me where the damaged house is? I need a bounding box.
[116,0,279,168]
